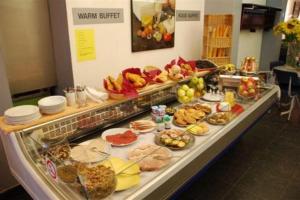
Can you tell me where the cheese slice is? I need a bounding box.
[103,157,141,191]
[116,174,141,191]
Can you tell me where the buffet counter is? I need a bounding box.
[0,86,278,200]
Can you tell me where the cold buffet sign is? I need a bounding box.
[72,8,124,25]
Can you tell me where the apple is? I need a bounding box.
[189,82,196,88]
[247,81,254,89]
[186,88,195,98]
[197,83,204,90]
[198,78,204,84]
[248,88,256,95]
[239,85,244,92]
[239,85,247,92]
[181,84,190,91]
[180,96,190,104]
[248,77,255,82]
[242,90,249,96]
[241,77,248,83]
[191,76,199,85]
[177,89,186,97]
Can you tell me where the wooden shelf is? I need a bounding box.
[0,80,179,134]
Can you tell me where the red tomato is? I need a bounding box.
[163,33,172,42]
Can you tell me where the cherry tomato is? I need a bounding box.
[163,33,172,42]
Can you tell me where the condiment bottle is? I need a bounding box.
[163,115,171,129]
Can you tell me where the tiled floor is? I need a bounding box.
[175,104,300,200]
[1,104,299,200]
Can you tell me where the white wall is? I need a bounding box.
[65,0,204,88]
[237,0,266,68]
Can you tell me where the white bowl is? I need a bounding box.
[38,96,66,107]
[38,96,66,114]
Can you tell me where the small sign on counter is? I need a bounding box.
[176,10,201,21]
[72,8,124,25]
[45,156,58,182]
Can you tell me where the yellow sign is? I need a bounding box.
[75,29,96,62]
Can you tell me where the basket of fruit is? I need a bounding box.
[188,76,206,98]
[237,77,257,100]
[219,63,236,75]
[177,84,196,104]
[103,74,138,100]
[165,57,196,80]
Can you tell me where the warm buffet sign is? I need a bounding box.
[72,8,124,25]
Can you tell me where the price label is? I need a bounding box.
[45,157,58,182]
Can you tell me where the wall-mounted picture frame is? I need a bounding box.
[131,0,176,52]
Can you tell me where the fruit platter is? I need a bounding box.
[165,57,196,80]
[219,63,236,75]
[155,129,195,150]
[237,77,258,100]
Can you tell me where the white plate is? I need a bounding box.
[101,128,138,147]
[129,120,156,133]
[201,93,223,102]
[4,105,39,118]
[5,113,41,125]
[70,138,111,163]
[5,111,41,122]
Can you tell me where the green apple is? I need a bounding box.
[177,89,186,97]
[179,96,190,104]
[197,83,204,90]
[189,82,196,88]
[191,76,199,85]
[198,78,204,84]
[186,88,195,98]
[181,84,190,91]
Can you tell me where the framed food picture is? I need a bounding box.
[131,0,176,52]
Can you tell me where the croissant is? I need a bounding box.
[126,73,146,87]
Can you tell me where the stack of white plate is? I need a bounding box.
[38,96,66,114]
[4,105,41,125]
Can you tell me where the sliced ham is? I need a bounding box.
[128,144,172,171]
